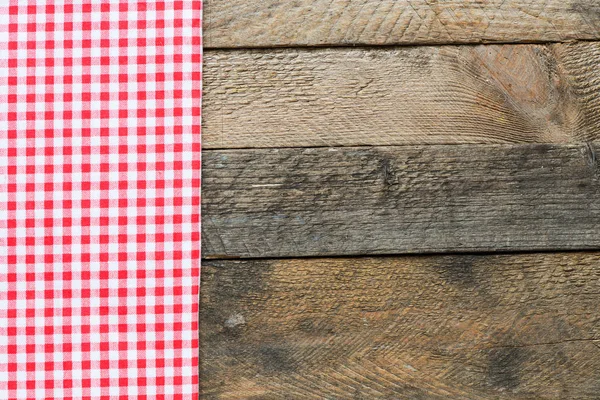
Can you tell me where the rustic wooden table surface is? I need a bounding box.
[201,1,600,398]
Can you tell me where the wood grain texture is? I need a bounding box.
[202,143,600,259]
[204,42,600,149]
[201,253,600,399]
[204,0,600,48]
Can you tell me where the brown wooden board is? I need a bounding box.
[202,143,600,259]
[204,0,600,48]
[200,253,600,399]
[203,42,600,149]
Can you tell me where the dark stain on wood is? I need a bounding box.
[436,256,477,287]
[487,347,527,391]
[259,345,297,374]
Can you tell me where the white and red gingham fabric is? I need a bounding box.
[0,1,201,399]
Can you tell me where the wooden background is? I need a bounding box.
[201,1,600,398]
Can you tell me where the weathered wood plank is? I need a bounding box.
[205,0,600,48]
[202,143,600,258]
[204,42,600,149]
[201,253,600,399]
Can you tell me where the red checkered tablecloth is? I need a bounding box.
[1,2,201,399]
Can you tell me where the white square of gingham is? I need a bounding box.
[0,2,201,399]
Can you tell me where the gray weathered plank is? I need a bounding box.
[201,253,600,399]
[202,143,600,258]
[205,0,600,48]
[204,42,600,149]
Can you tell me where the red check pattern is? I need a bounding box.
[1,2,201,399]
